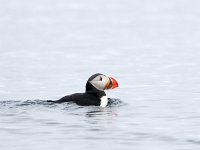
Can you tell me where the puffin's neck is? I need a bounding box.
[86,83,106,97]
[86,83,108,107]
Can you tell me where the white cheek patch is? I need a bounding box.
[90,81,106,91]
[89,76,110,91]
[100,96,108,107]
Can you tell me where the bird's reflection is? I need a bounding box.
[84,106,119,129]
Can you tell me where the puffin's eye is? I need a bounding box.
[99,76,102,81]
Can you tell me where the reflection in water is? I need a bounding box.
[85,107,119,122]
[85,107,119,126]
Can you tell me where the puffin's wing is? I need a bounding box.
[47,93,100,106]
[47,95,71,103]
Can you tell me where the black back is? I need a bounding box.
[50,92,101,106]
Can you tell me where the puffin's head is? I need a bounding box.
[86,73,119,91]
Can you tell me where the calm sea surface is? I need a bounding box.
[1,0,200,150]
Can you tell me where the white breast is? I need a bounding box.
[100,96,108,107]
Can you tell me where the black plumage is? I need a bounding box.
[47,75,106,106]
[47,73,118,106]
[48,92,101,106]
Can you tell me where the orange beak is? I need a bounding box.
[106,76,119,89]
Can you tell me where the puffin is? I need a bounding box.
[48,73,119,107]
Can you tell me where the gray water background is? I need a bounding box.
[1,0,200,150]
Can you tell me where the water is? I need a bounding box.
[1,0,200,149]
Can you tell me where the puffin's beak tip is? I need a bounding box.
[109,77,119,89]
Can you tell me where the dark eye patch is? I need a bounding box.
[100,76,102,81]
